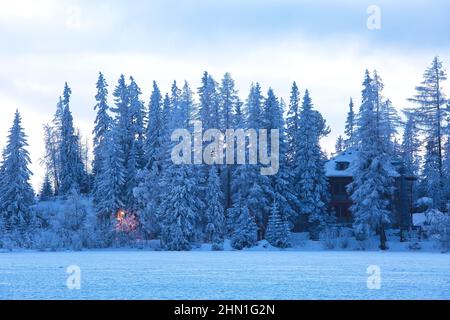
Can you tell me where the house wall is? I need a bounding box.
[328,177,353,225]
[328,176,413,229]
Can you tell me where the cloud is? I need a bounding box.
[0,0,55,19]
[0,0,449,190]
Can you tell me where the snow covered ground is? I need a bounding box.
[1,249,449,300]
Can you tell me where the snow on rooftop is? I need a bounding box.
[325,148,359,177]
[325,147,400,178]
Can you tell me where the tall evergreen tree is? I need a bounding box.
[265,201,290,248]
[230,83,270,239]
[128,76,146,169]
[158,81,204,250]
[443,130,450,204]
[204,165,225,248]
[408,57,448,210]
[380,99,401,155]
[145,81,163,170]
[0,111,35,244]
[286,82,301,166]
[423,139,442,207]
[219,73,241,211]
[134,81,165,239]
[92,72,112,179]
[294,89,330,238]
[344,97,355,148]
[230,194,258,250]
[42,97,64,194]
[39,173,54,201]
[92,72,112,215]
[59,83,87,195]
[335,135,345,154]
[110,75,132,209]
[263,88,296,229]
[95,128,125,242]
[198,72,220,130]
[158,93,172,171]
[402,111,421,177]
[349,70,394,250]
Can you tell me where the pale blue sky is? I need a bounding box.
[0,0,449,189]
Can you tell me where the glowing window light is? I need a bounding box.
[117,209,126,222]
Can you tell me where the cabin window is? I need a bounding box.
[333,182,347,194]
[335,205,351,221]
[336,161,349,171]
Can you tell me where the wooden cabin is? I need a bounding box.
[325,148,415,231]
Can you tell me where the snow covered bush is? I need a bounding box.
[211,242,224,251]
[407,229,422,251]
[34,229,60,251]
[32,190,93,251]
[320,227,352,250]
[337,227,352,249]
[0,233,17,251]
[425,209,450,253]
[415,197,434,213]
[32,201,61,250]
[58,189,88,250]
[231,206,258,250]
[265,203,290,248]
[320,227,338,249]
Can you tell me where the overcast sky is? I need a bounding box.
[1,0,449,190]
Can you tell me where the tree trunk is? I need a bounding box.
[379,226,388,250]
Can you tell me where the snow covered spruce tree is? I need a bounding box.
[219,73,242,211]
[0,111,35,247]
[41,97,64,194]
[134,81,165,240]
[122,76,145,212]
[401,111,421,203]
[59,83,88,195]
[380,98,401,156]
[349,70,395,250]
[335,135,344,154]
[293,89,331,239]
[408,57,448,211]
[128,76,146,171]
[90,73,126,244]
[229,83,271,240]
[265,201,290,248]
[204,165,225,249]
[226,83,254,235]
[229,194,258,250]
[198,71,220,131]
[444,132,450,205]
[95,128,126,245]
[145,81,163,171]
[262,88,296,235]
[422,139,442,206]
[344,97,356,148]
[39,173,54,201]
[92,72,113,222]
[286,82,301,167]
[197,72,221,199]
[92,72,112,185]
[158,81,204,251]
[110,75,132,210]
[402,112,421,176]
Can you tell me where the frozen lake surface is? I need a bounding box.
[0,250,449,299]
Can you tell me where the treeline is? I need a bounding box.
[0,57,449,251]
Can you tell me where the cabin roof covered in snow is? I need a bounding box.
[325,147,400,178]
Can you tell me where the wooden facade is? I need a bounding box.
[325,148,415,229]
